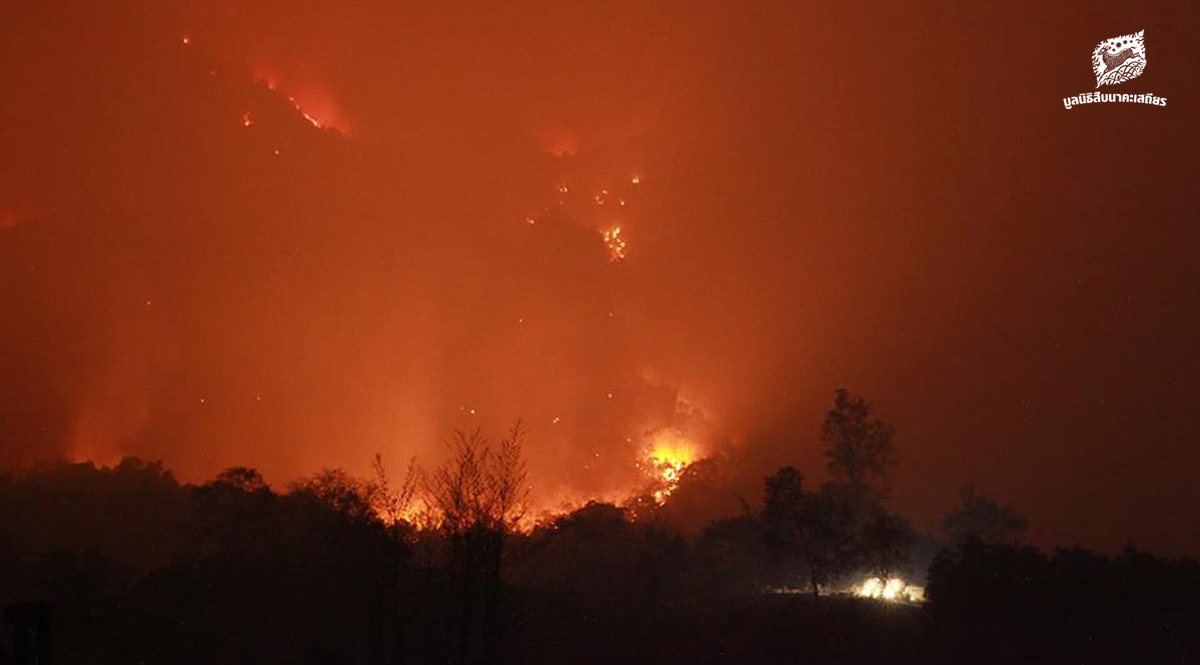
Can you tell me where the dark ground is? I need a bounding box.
[1,459,1197,664]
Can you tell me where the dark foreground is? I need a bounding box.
[2,460,1197,664]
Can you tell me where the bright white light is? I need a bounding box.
[853,577,924,603]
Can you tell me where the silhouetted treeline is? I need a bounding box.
[3,458,1199,664]
[1,393,1197,663]
[926,537,1200,663]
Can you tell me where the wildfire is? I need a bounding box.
[642,432,697,502]
[286,96,324,129]
[603,226,628,261]
[249,68,348,134]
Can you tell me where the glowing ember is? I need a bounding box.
[603,226,628,261]
[853,577,924,603]
[630,175,640,184]
[286,96,323,129]
[242,112,254,127]
[181,36,191,46]
[247,71,346,132]
[254,75,349,133]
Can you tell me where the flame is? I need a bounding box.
[250,66,349,134]
[642,431,697,502]
[287,96,324,129]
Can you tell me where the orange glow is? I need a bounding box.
[642,431,698,502]
[603,226,628,261]
[250,66,349,134]
[7,1,1190,559]
[286,96,324,129]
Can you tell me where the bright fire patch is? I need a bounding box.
[642,432,697,502]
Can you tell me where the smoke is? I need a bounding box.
[0,2,711,502]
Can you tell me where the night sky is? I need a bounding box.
[2,1,1197,554]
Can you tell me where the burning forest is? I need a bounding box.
[2,1,1198,663]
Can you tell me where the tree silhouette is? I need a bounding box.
[369,453,421,530]
[942,484,1026,546]
[858,505,914,582]
[426,421,529,665]
[2,410,1197,663]
[761,392,914,600]
[763,467,857,601]
[821,389,895,499]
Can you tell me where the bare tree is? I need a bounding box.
[425,421,529,665]
[370,453,421,528]
[426,421,528,535]
[366,454,423,665]
[488,420,530,532]
[428,429,492,534]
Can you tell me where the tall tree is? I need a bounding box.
[426,421,529,665]
[821,389,896,498]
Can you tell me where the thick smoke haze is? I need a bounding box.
[2,1,1197,553]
